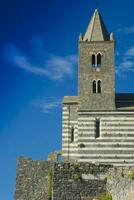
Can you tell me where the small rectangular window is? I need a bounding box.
[95,119,100,138]
[71,127,74,143]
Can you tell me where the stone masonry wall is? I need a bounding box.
[53,162,110,200]
[14,158,134,200]
[14,157,53,200]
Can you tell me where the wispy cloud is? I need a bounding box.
[3,37,77,81]
[117,26,134,34]
[31,97,62,113]
[116,46,134,77]
[124,46,134,57]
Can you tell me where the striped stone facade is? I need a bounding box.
[62,10,134,166]
[62,98,134,166]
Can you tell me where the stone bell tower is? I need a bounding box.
[78,9,115,110]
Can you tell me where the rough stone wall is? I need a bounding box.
[14,158,134,200]
[53,162,110,200]
[53,163,134,200]
[14,157,53,200]
[107,167,134,200]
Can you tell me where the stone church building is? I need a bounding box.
[62,9,134,166]
[14,10,134,200]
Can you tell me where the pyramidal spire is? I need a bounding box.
[82,9,110,42]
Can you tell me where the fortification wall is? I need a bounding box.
[14,157,53,200]
[14,158,134,200]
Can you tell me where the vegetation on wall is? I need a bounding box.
[47,168,53,198]
[128,170,134,179]
[99,193,112,200]
[71,162,82,181]
[120,167,125,178]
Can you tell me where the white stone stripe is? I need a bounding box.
[62,143,134,149]
[78,117,134,120]
[78,122,95,125]
[78,112,134,114]
[62,153,78,157]
[62,140,78,142]
[62,144,78,147]
[77,132,134,136]
[78,128,134,131]
[78,159,134,162]
[62,155,134,162]
[62,143,134,148]
[62,112,69,115]
[63,125,78,128]
[63,107,69,111]
[63,147,134,150]
[101,118,134,120]
[101,127,134,130]
[62,117,69,120]
[101,122,134,125]
[62,134,78,137]
[62,135,78,137]
[62,120,77,123]
[63,153,134,157]
[63,139,134,143]
[78,137,134,140]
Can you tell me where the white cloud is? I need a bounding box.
[31,98,61,113]
[117,26,134,34]
[124,46,134,57]
[3,38,77,81]
[116,46,134,76]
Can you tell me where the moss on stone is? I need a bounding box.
[99,193,112,200]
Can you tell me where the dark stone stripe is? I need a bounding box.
[63,144,134,148]
[78,157,134,162]
[77,139,134,143]
[101,124,134,127]
[81,144,134,148]
[63,149,134,154]
[78,134,134,137]
[77,156,134,160]
[101,129,134,132]
[78,150,134,154]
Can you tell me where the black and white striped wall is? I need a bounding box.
[62,105,134,166]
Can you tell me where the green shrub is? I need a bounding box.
[128,170,134,179]
[71,162,79,171]
[72,173,82,181]
[99,193,112,200]
[120,167,124,177]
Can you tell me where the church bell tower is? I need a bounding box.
[78,9,115,110]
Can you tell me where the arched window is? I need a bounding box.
[95,119,100,138]
[97,53,101,67]
[71,127,74,143]
[93,81,97,93]
[92,54,96,67]
[98,80,101,93]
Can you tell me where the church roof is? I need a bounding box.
[116,93,134,110]
[83,9,110,42]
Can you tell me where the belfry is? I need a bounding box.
[62,9,134,166]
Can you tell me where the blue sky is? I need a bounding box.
[1,0,134,199]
